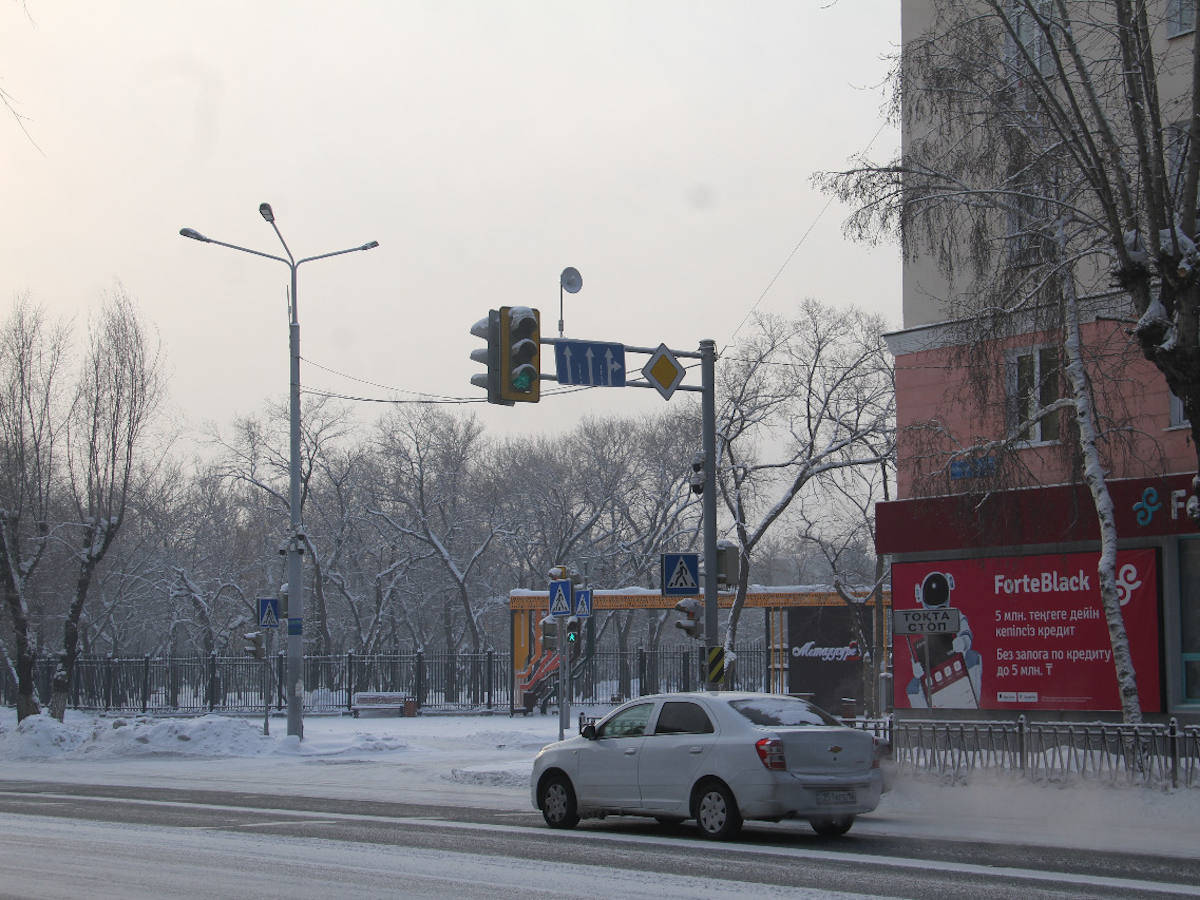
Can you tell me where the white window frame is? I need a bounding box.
[1006,344,1062,445]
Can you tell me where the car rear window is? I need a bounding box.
[728,697,841,727]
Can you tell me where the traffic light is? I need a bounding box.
[565,616,581,649]
[470,310,512,406]
[540,615,558,653]
[243,631,265,659]
[499,306,540,403]
[674,597,702,639]
[716,541,739,590]
[689,452,705,494]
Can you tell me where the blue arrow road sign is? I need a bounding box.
[554,340,626,387]
[548,579,573,616]
[574,589,593,618]
[662,553,701,597]
[258,597,280,628]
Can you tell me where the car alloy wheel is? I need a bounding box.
[539,774,579,829]
[693,780,742,840]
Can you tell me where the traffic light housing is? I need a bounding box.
[689,452,705,494]
[499,306,540,403]
[470,310,512,406]
[540,615,558,653]
[716,541,739,590]
[243,631,266,659]
[565,615,581,649]
[674,597,702,639]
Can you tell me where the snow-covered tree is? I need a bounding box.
[0,299,69,720]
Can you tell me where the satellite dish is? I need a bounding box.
[560,267,583,294]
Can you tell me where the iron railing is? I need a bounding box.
[2,646,770,716]
[849,716,1200,790]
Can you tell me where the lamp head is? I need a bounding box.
[259,203,275,223]
[179,227,210,242]
[361,240,379,251]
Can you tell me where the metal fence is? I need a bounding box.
[3,652,511,715]
[852,716,1200,790]
[1,646,770,716]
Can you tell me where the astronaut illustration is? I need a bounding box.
[904,571,982,708]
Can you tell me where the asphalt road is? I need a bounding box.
[0,780,1195,899]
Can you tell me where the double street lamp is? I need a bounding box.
[180,203,378,738]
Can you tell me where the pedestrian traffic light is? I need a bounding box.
[470,310,512,406]
[540,615,558,653]
[565,616,581,647]
[674,597,702,639]
[499,306,540,403]
[244,631,266,659]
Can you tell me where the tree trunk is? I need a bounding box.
[1063,279,1142,724]
[50,559,97,722]
[3,580,41,721]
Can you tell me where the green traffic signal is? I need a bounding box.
[499,306,540,403]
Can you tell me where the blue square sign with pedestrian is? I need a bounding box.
[662,553,700,596]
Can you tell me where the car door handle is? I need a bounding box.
[689,747,703,754]
[624,748,637,755]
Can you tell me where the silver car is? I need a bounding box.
[531,691,883,839]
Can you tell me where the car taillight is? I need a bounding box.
[755,737,786,770]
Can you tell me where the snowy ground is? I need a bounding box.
[1,707,1198,859]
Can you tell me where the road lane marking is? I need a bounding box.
[2,791,1194,896]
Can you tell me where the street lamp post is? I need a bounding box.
[180,204,378,739]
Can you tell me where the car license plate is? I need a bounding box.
[816,789,855,805]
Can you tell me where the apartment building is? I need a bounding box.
[881,1,1199,721]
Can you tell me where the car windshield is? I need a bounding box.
[728,696,842,727]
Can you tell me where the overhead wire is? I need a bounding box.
[299,119,893,405]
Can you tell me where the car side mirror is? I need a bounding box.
[581,723,597,740]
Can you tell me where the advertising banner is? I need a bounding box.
[787,606,866,712]
[892,549,1161,712]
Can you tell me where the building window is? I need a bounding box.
[1010,0,1055,77]
[1169,0,1196,38]
[1008,345,1061,443]
[1006,190,1050,266]
[1170,390,1190,428]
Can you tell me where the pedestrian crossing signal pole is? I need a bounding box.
[700,339,721,689]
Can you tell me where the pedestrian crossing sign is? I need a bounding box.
[662,553,700,597]
[548,579,573,616]
[258,596,280,629]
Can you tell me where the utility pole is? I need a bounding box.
[700,339,720,689]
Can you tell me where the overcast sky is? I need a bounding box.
[1,1,900,441]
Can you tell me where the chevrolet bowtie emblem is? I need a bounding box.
[828,745,843,754]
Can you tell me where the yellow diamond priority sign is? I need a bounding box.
[642,343,686,400]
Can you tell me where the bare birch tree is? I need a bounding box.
[49,290,164,720]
